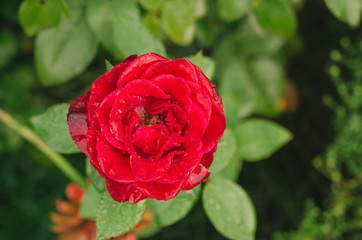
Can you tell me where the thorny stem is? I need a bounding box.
[0,109,87,189]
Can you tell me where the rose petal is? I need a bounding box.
[202,98,226,152]
[106,178,147,204]
[181,164,210,190]
[117,53,167,88]
[130,152,175,182]
[123,79,170,99]
[96,90,125,150]
[156,141,202,183]
[182,103,208,140]
[67,92,90,155]
[88,57,136,122]
[132,177,186,200]
[96,134,136,183]
[200,145,217,169]
[140,59,197,81]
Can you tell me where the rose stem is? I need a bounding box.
[0,108,87,189]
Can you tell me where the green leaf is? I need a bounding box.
[105,59,114,71]
[86,0,118,53]
[18,0,62,36]
[161,0,196,46]
[96,192,147,240]
[35,9,98,86]
[86,159,106,192]
[217,0,250,22]
[112,0,165,56]
[234,118,292,161]
[202,178,256,240]
[148,186,200,227]
[253,0,297,37]
[209,129,236,173]
[30,103,80,154]
[80,185,101,219]
[324,0,361,27]
[211,156,242,182]
[187,51,215,79]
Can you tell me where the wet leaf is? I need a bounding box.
[203,177,256,239]
[30,103,80,154]
[96,192,147,240]
[80,185,101,219]
[148,186,200,227]
[86,159,106,192]
[209,129,236,173]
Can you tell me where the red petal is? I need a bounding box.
[117,53,167,88]
[123,79,170,99]
[152,74,191,111]
[202,98,226,152]
[200,145,217,169]
[87,59,135,123]
[106,178,146,204]
[67,92,90,155]
[96,90,125,150]
[181,164,210,190]
[182,103,208,140]
[130,152,175,182]
[132,177,186,200]
[156,141,202,183]
[140,59,197,81]
[96,134,136,183]
[131,126,166,155]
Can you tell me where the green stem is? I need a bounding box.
[0,109,87,189]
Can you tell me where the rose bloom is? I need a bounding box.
[68,53,225,203]
[50,183,153,240]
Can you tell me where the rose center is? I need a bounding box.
[137,112,165,127]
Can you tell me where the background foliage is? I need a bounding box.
[0,0,361,239]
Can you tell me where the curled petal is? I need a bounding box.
[202,98,226,152]
[88,57,136,122]
[123,79,170,99]
[117,53,167,88]
[106,178,147,204]
[96,134,136,183]
[67,92,90,155]
[181,164,210,190]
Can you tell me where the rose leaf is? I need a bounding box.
[35,8,98,86]
[30,103,80,154]
[86,0,119,53]
[86,159,107,193]
[202,177,256,240]
[111,0,166,56]
[209,128,236,174]
[80,185,101,219]
[96,192,147,240]
[148,186,200,227]
[234,118,292,161]
[19,0,62,37]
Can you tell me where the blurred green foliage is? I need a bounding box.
[0,0,361,239]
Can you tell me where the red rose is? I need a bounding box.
[67,53,225,203]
